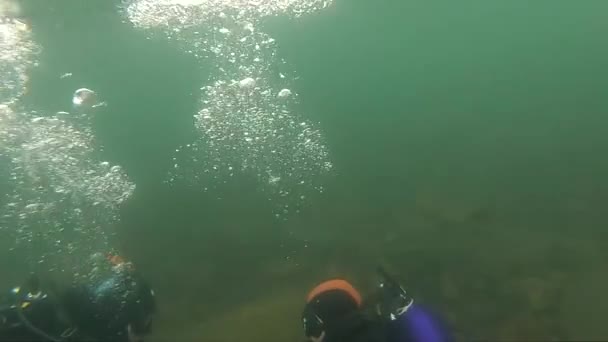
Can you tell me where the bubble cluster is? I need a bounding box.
[0,17,37,104]
[123,0,333,214]
[0,110,135,271]
[0,0,20,18]
[0,18,135,273]
[123,0,332,29]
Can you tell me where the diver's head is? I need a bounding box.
[63,255,156,342]
[302,279,362,341]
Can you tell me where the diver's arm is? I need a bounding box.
[375,267,452,342]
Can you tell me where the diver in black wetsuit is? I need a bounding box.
[0,253,156,342]
[301,267,453,342]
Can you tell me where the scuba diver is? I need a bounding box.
[302,267,452,342]
[0,253,156,342]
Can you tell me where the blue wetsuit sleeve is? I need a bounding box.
[388,304,452,342]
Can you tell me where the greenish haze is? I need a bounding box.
[9,0,608,340]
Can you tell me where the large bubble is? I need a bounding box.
[122,0,333,215]
[0,16,135,274]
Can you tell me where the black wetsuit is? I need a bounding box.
[0,291,68,342]
[321,311,389,342]
[318,305,451,342]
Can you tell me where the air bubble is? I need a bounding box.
[72,88,97,107]
[238,77,256,89]
[244,22,254,32]
[277,89,292,98]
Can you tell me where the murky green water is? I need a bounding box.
[2,0,608,340]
